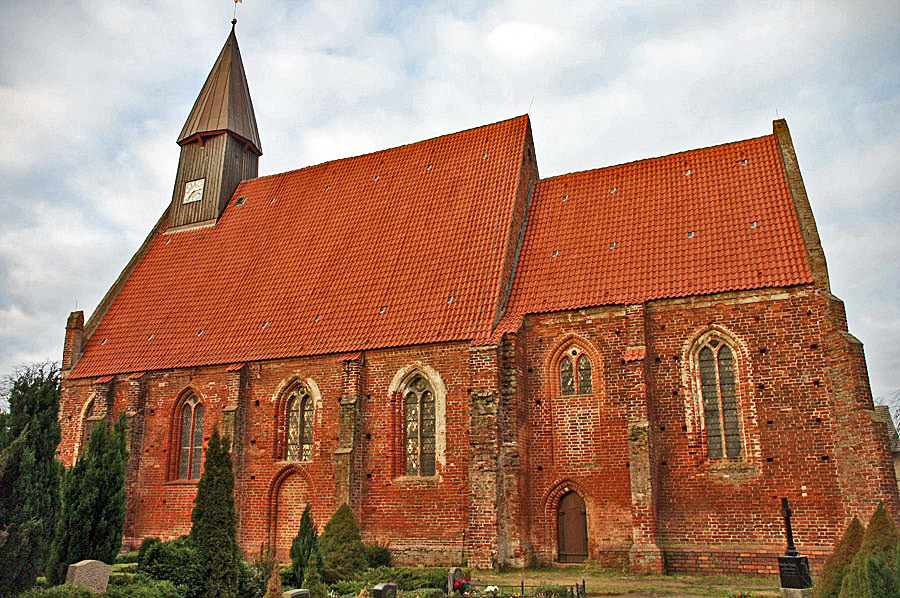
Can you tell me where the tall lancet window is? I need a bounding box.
[179,397,204,479]
[404,375,436,476]
[286,385,314,461]
[697,337,741,459]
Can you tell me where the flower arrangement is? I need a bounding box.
[453,577,471,595]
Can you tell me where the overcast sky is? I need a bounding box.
[1,0,898,404]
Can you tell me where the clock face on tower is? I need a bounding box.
[183,178,205,204]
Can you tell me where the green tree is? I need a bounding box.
[858,502,900,558]
[838,503,900,598]
[814,516,864,598]
[839,552,900,598]
[289,504,321,588]
[303,552,328,598]
[318,503,367,583]
[190,426,239,598]
[46,415,128,584]
[0,363,62,596]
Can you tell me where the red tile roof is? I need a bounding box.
[70,116,531,378]
[495,133,813,338]
[71,121,814,378]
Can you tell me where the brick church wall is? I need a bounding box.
[513,284,899,574]
[57,285,898,574]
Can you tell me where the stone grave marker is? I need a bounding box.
[284,590,311,598]
[777,498,812,598]
[448,567,465,594]
[373,582,398,598]
[65,559,111,593]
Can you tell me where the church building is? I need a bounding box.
[57,25,900,574]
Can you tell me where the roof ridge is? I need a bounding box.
[537,132,773,183]
[248,114,530,184]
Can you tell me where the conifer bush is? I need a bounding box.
[839,552,900,598]
[303,552,329,598]
[835,502,900,598]
[46,415,128,585]
[0,364,62,596]
[137,536,204,598]
[190,427,240,598]
[318,503,367,583]
[814,516,864,598]
[290,504,321,588]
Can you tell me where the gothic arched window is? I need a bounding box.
[697,336,741,459]
[178,397,204,479]
[404,375,436,476]
[559,348,592,395]
[286,385,314,461]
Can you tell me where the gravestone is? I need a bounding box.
[65,559,111,593]
[448,567,465,594]
[777,498,812,598]
[284,590,310,598]
[373,582,398,598]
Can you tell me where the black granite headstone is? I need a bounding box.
[778,555,813,589]
[374,583,398,598]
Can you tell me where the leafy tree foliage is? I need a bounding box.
[290,504,321,588]
[190,426,240,598]
[46,415,128,584]
[0,363,62,596]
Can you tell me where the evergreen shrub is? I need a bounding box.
[104,575,186,598]
[814,516,864,598]
[289,504,321,588]
[303,553,329,598]
[15,585,95,598]
[839,552,900,598]
[330,567,450,595]
[138,537,204,598]
[46,416,128,585]
[136,538,161,570]
[363,542,392,568]
[535,585,569,598]
[190,427,240,598]
[318,504,367,583]
[0,363,62,596]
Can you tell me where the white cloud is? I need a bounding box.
[0,0,898,400]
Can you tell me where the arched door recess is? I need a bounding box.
[557,491,587,563]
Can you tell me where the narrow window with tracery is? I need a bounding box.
[559,348,592,395]
[698,337,741,459]
[286,385,314,461]
[560,357,575,395]
[178,397,204,479]
[577,354,592,394]
[404,375,435,476]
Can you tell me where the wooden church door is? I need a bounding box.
[557,491,588,563]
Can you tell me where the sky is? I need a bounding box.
[0,0,898,405]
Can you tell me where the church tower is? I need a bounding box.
[168,22,261,230]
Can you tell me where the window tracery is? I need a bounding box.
[558,347,592,395]
[285,385,314,461]
[696,335,741,459]
[404,374,435,476]
[178,396,204,479]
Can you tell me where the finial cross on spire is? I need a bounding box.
[232,0,242,24]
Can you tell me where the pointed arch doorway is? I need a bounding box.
[557,491,588,563]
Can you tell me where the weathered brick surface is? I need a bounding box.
[58,284,899,573]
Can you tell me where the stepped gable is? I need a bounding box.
[495,132,813,337]
[70,115,530,378]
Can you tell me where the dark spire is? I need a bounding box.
[177,26,262,155]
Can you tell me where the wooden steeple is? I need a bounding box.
[168,22,261,230]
